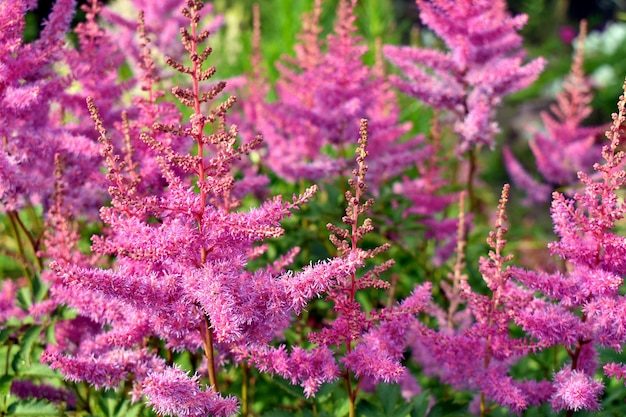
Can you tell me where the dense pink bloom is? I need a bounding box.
[343,284,432,384]
[143,366,238,417]
[244,345,340,398]
[11,1,626,415]
[384,0,545,153]
[101,0,223,64]
[0,279,27,321]
[251,0,424,187]
[0,0,90,212]
[551,368,603,412]
[410,186,555,412]
[505,79,626,412]
[505,22,603,203]
[42,3,392,414]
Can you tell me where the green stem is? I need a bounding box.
[467,147,478,213]
[10,211,42,271]
[346,373,355,417]
[7,211,32,283]
[242,363,249,417]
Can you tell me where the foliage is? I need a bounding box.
[3,0,626,417]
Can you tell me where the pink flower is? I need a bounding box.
[143,366,238,417]
[551,368,603,412]
[385,0,545,153]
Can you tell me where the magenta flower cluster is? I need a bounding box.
[2,0,626,417]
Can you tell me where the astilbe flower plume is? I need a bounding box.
[59,0,128,135]
[411,185,553,415]
[43,2,383,415]
[51,0,134,216]
[0,0,102,214]
[101,0,223,65]
[0,1,111,325]
[392,113,467,265]
[504,21,604,203]
[507,78,626,414]
[239,120,432,416]
[384,0,545,154]
[252,0,425,188]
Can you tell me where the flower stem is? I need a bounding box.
[467,147,478,213]
[201,315,219,392]
[7,211,32,283]
[242,363,249,417]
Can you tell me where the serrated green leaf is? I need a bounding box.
[6,398,59,416]
[121,402,143,417]
[113,397,131,417]
[4,317,22,328]
[58,306,77,320]
[21,316,34,326]
[0,374,14,396]
[333,399,350,417]
[11,324,42,373]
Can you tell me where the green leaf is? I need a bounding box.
[410,391,431,417]
[4,317,23,328]
[391,402,412,417]
[6,398,59,416]
[97,388,119,417]
[31,275,49,304]
[58,306,77,321]
[15,287,32,311]
[18,363,59,379]
[376,383,400,415]
[11,325,42,373]
[333,399,350,417]
[0,374,14,396]
[355,401,384,417]
[121,403,143,417]
[0,327,15,345]
[44,325,55,345]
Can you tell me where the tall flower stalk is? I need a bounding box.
[42,1,335,415]
[504,20,604,204]
[510,77,626,414]
[240,120,432,416]
[250,0,425,189]
[384,0,545,210]
[384,0,545,154]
